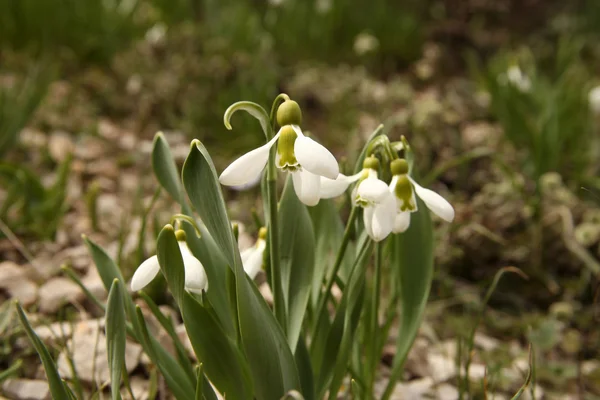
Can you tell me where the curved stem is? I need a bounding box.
[311,206,359,338]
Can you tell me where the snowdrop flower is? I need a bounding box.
[499,65,531,93]
[353,156,397,242]
[388,159,454,233]
[318,172,363,199]
[588,85,600,115]
[130,230,208,294]
[219,100,339,206]
[240,227,267,279]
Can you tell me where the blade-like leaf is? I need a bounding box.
[382,200,434,399]
[315,236,371,398]
[106,279,126,400]
[84,236,196,399]
[182,141,301,399]
[15,302,71,399]
[223,101,270,139]
[156,225,253,399]
[152,131,184,204]
[182,140,237,268]
[279,177,316,350]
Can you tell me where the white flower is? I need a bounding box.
[130,234,208,294]
[499,65,531,93]
[219,124,339,206]
[354,164,396,242]
[240,228,267,279]
[318,172,363,199]
[589,85,600,114]
[388,159,454,233]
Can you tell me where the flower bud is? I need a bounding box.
[175,229,187,241]
[277,100,302,127]
[390,159,409,175]
[363,156,380,170]
[258,227,267,240]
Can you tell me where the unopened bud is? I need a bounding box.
[277,100,302,126]
[175,229,187,241]
[363,156,380,170]
[390,159,409,175]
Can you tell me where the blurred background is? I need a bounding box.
[1,0,600,398]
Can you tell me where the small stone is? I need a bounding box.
[48,131,74,163]
[2,379,51,400]
[0,262,38,306]
[57,320,142,384]
[38,277,83,314]
[468,364,487,381]
[474,333,500,351]
[436,383,458,400]
[427,352,457,382]
[130,377,150,400]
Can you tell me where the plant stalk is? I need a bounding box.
[311,206,359,339]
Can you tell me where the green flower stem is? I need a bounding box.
[366,241,383,398]
[267,95,288,330]
[311,206,359,338]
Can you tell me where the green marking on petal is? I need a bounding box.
[394,175,417,212]
[277,126,299,171]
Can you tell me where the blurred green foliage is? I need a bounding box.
[0,155,71,239]
[0,0,142,65]
[0,65,54,156]
[473,39,598,187]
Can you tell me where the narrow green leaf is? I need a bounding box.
[0,360,22,383]
[182,221,236,337]
[278,177,316,350]
[106,279,126,400]
[382,200,434,400]
[223,101,270,139]
[294,337,315,400]
[15,302,71,399]
[85,236,196,399]
[182,142,301,398]
[308,199,348,306]
[139,291,196,383]
[156,225,253,399]
[316,236,371,399]
[152,132,184,204]
[134,306,195,400]
[182,141,237,268]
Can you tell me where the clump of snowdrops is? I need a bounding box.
[16,94,454,399]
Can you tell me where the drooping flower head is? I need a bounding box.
[130,230,208,294]
[219,100,339,206]
[354,156,397,242]
[240,227,267,280]
[388,158,454,233]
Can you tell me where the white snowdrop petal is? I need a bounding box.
[319,172,361,199]
[292,169,321,206]
[243,240,266,280]
[370,194,396,241]
[131,255,160,291]
[179,242,208,292]
[409,177,455,222]
[363,206,374,241]
[219,131,280,186]
[357,177,390,203]
[294,135,339,179]
[240,246,255,264]
[393,211,411,233]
